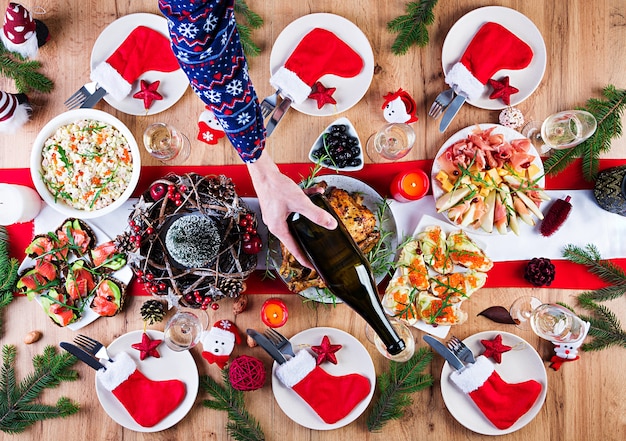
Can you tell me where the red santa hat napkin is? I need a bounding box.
[445,22,533,101]
[270,28,364,104]
[90,25,180,101]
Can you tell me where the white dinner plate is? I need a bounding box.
[442,6,546,110]
[440,331,547,435]
[271,327,376,430]
[90,13,188,115]
[430,123,545,235]
[95,330,199,432]
[269,13,374,116]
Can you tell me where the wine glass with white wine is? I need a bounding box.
[521,110,597,155]
[365,122,416,163]
[143,122,191,163]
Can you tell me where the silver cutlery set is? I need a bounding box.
[423,334,476,370]
[428,88,466,132]
[60,333,113,370]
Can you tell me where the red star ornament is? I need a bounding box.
[308,81,337,109]
[133,80,163,110]
[480,334,512,364]
[311,335,342,365]
[131,332,163,360]
[488,76,519,106]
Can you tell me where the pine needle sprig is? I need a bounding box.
[387,0,439,55]
[571,301,626,351]
[0,44,54,94]
[234,0,264,58]
[201,369,265,441]
[0,227,19,337]
[562,244,626,286]
[367,347,433,432]
[0,345,80,434]
[543,85,626,180]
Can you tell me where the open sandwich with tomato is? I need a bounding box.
[17,218,128,327]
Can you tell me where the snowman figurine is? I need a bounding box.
[201,319,242,369]
[549,320,591,371]
[382,88,418,124]
[197,106,226,145]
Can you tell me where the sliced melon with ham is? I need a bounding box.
[40,289,77,327]
[91,278,125,317]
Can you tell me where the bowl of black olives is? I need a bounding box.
[308,117,364,171]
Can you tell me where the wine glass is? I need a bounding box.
[365,318,415,362]
[509,296,588,343]
[143,122,190,163]
[365,122,416,163]
[521,110,597,155]
[163,308,208,351]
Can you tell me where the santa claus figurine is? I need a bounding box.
[382,88,418,124]
[0,90,31,133]
[197,107,226,145]
[200,319,242,369]
[1,3,50,59]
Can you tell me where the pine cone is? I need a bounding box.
[524,257,556,286]
[218,278,243,298]
[114,231,137,253]
[140,299,166,325]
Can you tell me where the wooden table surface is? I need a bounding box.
[1,1,625,440]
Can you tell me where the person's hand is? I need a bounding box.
[246,152,337,267]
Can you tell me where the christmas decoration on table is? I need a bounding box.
[228,355,266,391]
[477,306,516,324]
[0,227,18,337]
[449,355,542,430]
[594,165,626,216]
[387,0,438,55]
[539,195,573,236]
[133,79,162,111]
[549,320,591,371]
[445,22,533,103]
[200,319,242,369]
[0,345,79,434]
[1,3,50,58]
[140,299,166,325]
[232,294,248,315]
[311,335,342,365]
[307,81,337,109]
[524,257,556,286]
[197,106,226,145]
[274,349,371,424]
[233,0,264,57]
[488,76,519,106]
[498,106,525,129]
[126,173,258,310]
[479,334,512,364]
[201,369,265,441]
[269,27,364,105]
[543,85,626,181]
[96,351,186,428]
[562,244,626,351]
[131,332,162,360]
[382,88,418,124]
[0,90,31,133]
[366,347,433,432]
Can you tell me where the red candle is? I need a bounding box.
[390,169,430,202]
[260,298,288,328]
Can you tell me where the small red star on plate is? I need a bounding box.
[311,335,342,365]
[131,332,162,360]
[308,81,337,109]
[133,80,163,110]
[488,76,519,106]
[480,334,512,364]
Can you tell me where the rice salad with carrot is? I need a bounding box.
[40,118,133,211]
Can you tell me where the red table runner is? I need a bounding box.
[4,158,626,292]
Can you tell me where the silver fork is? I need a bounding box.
[64,82,97,109]
[259,90,279,119]
[447,335,475,364]
[74,334,112,362]
[428,88,455,119]
[263,328,295,357]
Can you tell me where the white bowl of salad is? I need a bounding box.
[30,109,141,219]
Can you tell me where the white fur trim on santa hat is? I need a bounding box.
[445,62,485,102]
[90,61,130,101]
[96,351,137,392]
[275,349,316,388]
[269,67,312,105]
[449,355,495,394]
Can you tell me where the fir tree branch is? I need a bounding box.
[0,227,19,338]
[234,0,263,58]
[0,44,54,94]
[387,0,439,55]
[201,369,265,441]
[367,347,433,432]
[562,244,626,285]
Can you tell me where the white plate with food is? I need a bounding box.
[269,13,374,116]
[441,6,546,110]
[90,13,188,115]
[431,123,546,235]
[269,174,398,303]
[95,330,199,432]
[440,331,547,435]
[271,327,375,430]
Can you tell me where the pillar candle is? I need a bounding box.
[0,184,42,225]
[260,298,288,328]
[390,169,430,202]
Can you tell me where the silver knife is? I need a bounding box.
[246,329,287,364]
[265,96,292,137]
[80,86,108,108]
[439,94,466,132]
[60,342,106,371]
[423,335,464,371]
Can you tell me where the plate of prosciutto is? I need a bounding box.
[431,124,547,235]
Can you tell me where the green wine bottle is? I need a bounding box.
[287,193,405,355]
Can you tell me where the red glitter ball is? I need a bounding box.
[228,355,266,391]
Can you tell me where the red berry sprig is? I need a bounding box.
[239,212,263,254]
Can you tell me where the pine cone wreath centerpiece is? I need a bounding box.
[524,257,556,286]
[126,173,259,309]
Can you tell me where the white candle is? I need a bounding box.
[0,184,42,225]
